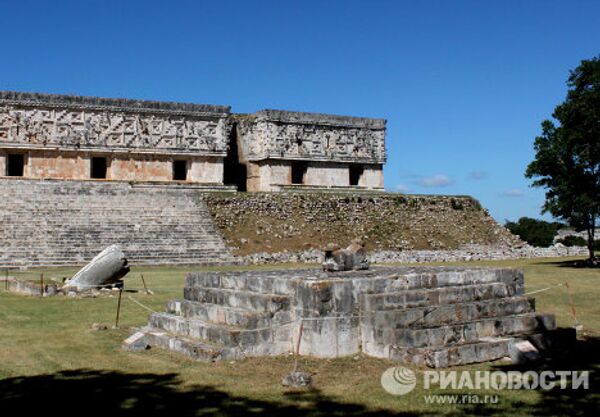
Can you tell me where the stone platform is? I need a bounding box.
[126,266,570,367]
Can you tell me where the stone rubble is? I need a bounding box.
[242,244,589,265]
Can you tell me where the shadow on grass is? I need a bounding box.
[449,336,600,417]
[0,369,411,417]
[529,258,599,269]
[1,338,598,417]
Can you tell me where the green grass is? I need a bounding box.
[0,258,598,416]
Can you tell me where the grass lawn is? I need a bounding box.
[0,258,598,416]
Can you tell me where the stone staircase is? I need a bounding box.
[0,178,239,268]
[129,269,297,361]
[127,266,571,367]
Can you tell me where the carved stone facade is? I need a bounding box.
[237,110,386,191]
[0,92,387,190]
[0,92,231,184]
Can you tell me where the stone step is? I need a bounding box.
[367,296,534,329]
[369,313,555,349]
[386,327,576,368]
[167,299,291,329]
[352,267,522,294]
[0,258,240,269]
[183,287,291,313]
[388,337,514,368]
[127,327,240,361]
[148,312,274,348]
[0,244,233,253]
[361,282,519,311]
[185,270,302,295]
[0,179,235,267]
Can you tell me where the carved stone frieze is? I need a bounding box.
[238,110,386,164]
[0,92,231,155]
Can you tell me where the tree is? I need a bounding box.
[505,217,563,247]
[526,56,600,262]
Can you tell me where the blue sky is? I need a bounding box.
[1,0,598,222]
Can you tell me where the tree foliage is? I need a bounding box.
[505,217,563,247]
[526,56,600,260]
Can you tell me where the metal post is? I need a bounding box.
[293,320,304,373]
[114,288,123,329]
[40,273,44,297]
[565,282,580,328]
[140,274,149,295]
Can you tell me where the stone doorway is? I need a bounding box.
[6,153,25,177]
[223,123,247,191]
[291,161,307,185]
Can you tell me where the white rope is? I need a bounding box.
[127,295,157,313]
[524,282,566,295]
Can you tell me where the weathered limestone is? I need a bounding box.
[0,152,7,175]
[64,245,130,290]
[0,91,231,184]
[127,266,570,367]
[0,179,238,268]
[322,240,369,271]
[1,91,388,191]
[237,110,386,191]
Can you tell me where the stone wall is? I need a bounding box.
[0,91,231,184]
[303,161,350,187]
[237,110,386,164]
[244,160,384,191]
[204,192,521,255]
[0,92,389,190]
[26,150,88,179]
[357,164,384,188]
[0,91,231,156]
[236,110,386,191]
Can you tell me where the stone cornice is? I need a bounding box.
[0,91,230,117]
[254,109,386,129]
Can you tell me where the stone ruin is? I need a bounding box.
[125,265,573,367]
[322,239,369,271]
[0,91,386,192]
[6,245,131,297]
[63,245,130,291]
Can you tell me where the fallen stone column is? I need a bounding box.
[64,245,130,291]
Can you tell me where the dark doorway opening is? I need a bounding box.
[291,161,307,185]
[349,164,364,186]
[223,122,247,191]
[6,154,25,177]
[90,157,107,179]
[172,160,188,181]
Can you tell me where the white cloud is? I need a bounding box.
[501,189,524,197]
[396,184,411,193]
[418,174,453,187]
[468,170,488,180]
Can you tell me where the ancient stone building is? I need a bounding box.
[0,91,386,191]
[235,110,386,191]
[0,91,231,184]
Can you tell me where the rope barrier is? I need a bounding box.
[127,295,158,313]
[523,282,566,295]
